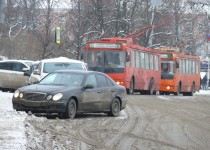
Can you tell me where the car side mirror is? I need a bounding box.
[33,69,40,75]
[126,52,130,62]
[22,68,29,72]
[33,81,39,84]
[84,84,94,89]
[24,72,30,77]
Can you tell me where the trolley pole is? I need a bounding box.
[208,57,210,90]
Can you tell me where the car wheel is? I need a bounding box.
[108,98,121,117]
[65,98,77,119]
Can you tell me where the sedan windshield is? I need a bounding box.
[161,61,175,79]
[43,62,84,73]
[39,72,85,86]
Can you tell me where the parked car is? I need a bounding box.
[0,59,33,92]
[12,70,127,119]
[26,57,87,84]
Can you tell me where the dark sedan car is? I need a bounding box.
[12,70,127,119]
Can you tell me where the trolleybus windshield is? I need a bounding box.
[161,61,175,79]
[86,50,126,73]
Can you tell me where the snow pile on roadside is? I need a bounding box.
[0,55,8,60]
[0,92,27,150]
[195,90,210,95]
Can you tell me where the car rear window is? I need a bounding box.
[43,62,84,73]
[24,61,33,67]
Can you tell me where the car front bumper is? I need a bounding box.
[12,99,66,113]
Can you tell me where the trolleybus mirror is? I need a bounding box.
[176,62,179,68]
[126,52,130,62]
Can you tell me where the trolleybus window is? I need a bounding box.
[140,52,145,69]
[149,54,154,70]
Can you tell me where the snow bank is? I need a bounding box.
[0,92,27,150]
[195,89,210,95]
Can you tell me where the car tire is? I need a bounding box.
[65,98,77,119]
[108,98,121,117]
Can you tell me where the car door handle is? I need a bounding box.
[97,91,102,93]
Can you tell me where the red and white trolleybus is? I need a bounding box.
[85,37,161,95]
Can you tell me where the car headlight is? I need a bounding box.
[52,93,63,101]
[14,90,20,98]
[19,93,23,99]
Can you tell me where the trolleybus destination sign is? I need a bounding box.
[89,43,121,49]
[160,54,172,58]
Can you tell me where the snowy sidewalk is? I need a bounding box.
[195,89,210,95]
[0,92,27,150]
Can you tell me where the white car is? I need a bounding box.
[28,57,87,84]
[0,60,33,92]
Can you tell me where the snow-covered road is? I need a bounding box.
[1,90,210,150]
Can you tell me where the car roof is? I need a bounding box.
[0,59,34,66]
[40,57,85,64]
[0,59,33,63]
[54,70,108,75]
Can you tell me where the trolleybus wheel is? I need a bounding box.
[128,79,134,95]
[174,84,181,96]
[148,79,154,95]
[189,83,195,96]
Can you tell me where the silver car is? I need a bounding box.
[0,60,33,92]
